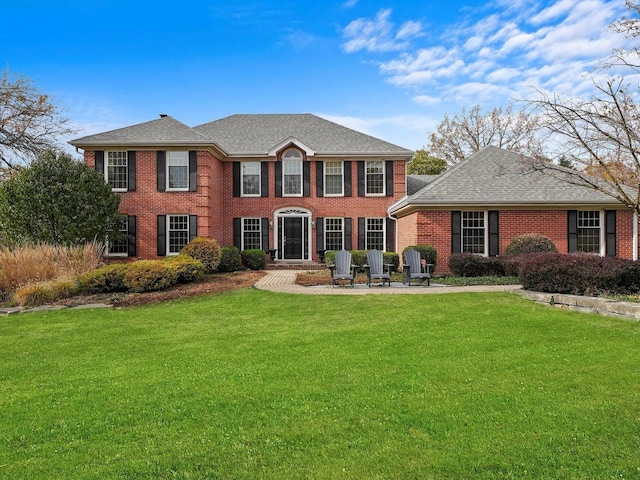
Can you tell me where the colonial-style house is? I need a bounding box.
[69,114,413,262]
[70,116,639,273]
[390,146,639,273]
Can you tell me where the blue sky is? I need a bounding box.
[1,0,634,152]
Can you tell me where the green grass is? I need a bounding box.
[435,275,521,286]
[1,289,640,479]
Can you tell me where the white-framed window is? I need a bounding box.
[106,151,127,191]
[462,211,486,255]
[168,214,189,255]
[242,161,261,196]
[283,149,303,196]
[243,218,262,250]
[325,218,344,251]
[366,218,385,250]
[365,160,385,195]
[578,210,602,254]
[324,161,343,196]
[107,216,128,256]
[167,151,189,190]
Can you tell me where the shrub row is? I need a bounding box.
[448,251,640,296]
[517,253,640,296]
[324,250,400,272]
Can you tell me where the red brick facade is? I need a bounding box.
[398,208,638,274]
[86,149,407,261]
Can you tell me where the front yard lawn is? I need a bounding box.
[2,289,639,478]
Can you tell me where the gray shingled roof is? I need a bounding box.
[391,146,623,213]
[70,115,215,147]
[407,175,441,195]
[193,114,413,156]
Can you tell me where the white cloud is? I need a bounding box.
[342,0,633,116]
[342,9,423,53]
[342,0,358,7]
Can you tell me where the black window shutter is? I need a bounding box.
[357,161,365,197]
[489,211,499,257]
[127,151,136,192]
[605,210,617,256]
[344,161,352,197]
[157,215,167,256]
[189,151,198,192]
[386,218,395,252]
[275,162,282,197]
[568,210,578,253]
[344,218,353,251]
[316,161,324,197]
[189,215,198,242]
[303,162,310,197]
[261,162,269,197]
[95,151,104,175]
[261,218,270,251]
[127,215,137,257]
[451,211,462,253]
[232,162,241,197]
[358,217,366,250]
[316,217,325,252]
[157,151,166,192]
[233,218,242,250]
[385,161,394,197]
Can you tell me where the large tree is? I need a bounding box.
[0,151,121,246]
[0,69,76,171]
[529,2,640,215]
[407,148,447,175]
[428,103,545,164]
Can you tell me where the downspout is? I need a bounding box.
[634,212,638,261]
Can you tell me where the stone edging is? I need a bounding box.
[517,290,640,321]
[0,304,111,316]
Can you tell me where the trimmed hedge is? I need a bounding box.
[123,260,179,293]
[218,246,242,273]
[518,253,640,296]
[504,233,558,256]
[323,250,400,272]
[165,256,205,284]
[402,245,438,271]
[448,253,505,277]
[180,237,222,273]
[241,249,267,270]
[78,263,129,294]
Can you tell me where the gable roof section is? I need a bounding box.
[391,146,624,214]
[193,114,413,157]
[70,115,218,149]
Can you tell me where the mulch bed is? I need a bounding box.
[56,270,267,308]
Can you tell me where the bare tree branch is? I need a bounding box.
[428,103,545,165]
[0,69,77,171]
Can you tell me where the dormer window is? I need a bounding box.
[282,148,303,196]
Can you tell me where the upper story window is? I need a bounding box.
[462,211,486,255]
[242,162,261,196]
[106,151,127,191]
[365,160,385,195]
[283,149,303,196]
[578,211,601,254]
[324,161,343,196]
[167,152,189,190]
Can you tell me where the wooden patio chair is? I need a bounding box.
[403,248,433,286]
[328,249,356,287]
[364,249,392,287]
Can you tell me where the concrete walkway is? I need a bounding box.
[254,270,523,295]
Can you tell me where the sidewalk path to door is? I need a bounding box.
[254,270,523,295]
